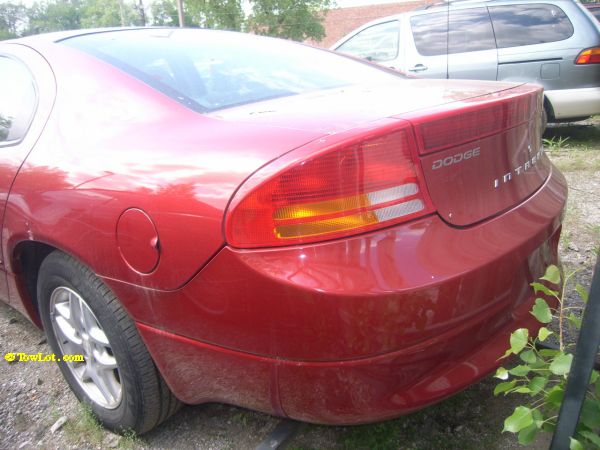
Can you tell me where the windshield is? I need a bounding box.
[61,28,404,112]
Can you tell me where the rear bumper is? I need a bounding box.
[545,87,600,119]
[138,296,548,423]
[112,165,567,424]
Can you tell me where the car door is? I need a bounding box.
[334,20,401,69]
[0,44,56,305]
[447,6,498,80]
[404,11,448,78]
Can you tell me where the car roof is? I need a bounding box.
[4,27,163,45]
[343,0,580,23]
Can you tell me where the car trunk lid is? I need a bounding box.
[402,84,550,226]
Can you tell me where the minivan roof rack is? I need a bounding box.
[420,0,488,9]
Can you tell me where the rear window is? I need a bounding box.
[588,7,600,22]
[61,29,403,112]
[489,4,574,48]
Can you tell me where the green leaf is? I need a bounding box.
[518,423,538,445]
[531,298,553,323]
[539,348,560,358]
[580,431,600,447]
[575,284,589,303]
[514,387,532,394]
[503,406,534,433]
[540,265,561,284]
[495,367,509,380]
[509,365,532,377]
[567,313,582,329]
[494,380,517,396]
[538,327,553,342]
[520,349,537,364]
[549,353,573,376]
[542,421,556,433]
[530,282,558,297]
[532,409,544,428]
[529,356,546,369]
[596,375,600,399]
[590,370,599,384]
[581,400,600,429]
[528,376,548,396]
[510,328,529,355]
[546,385,565,409]
[570,437,584,450]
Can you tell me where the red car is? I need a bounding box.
[0,28,566,433]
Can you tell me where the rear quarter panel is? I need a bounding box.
[4,43,324,293]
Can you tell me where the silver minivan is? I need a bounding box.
[331,0,600,121]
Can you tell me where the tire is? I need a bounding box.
[38,251,180,434]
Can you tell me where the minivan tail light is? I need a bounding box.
[226,127,434,248]
[575,47,600,65]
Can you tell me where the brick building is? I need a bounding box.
[313,0,434,48]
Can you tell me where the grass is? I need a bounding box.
[119,428,142,450]
[544,117,600,172]
[57,402,142,449]
[62,403,104,445]
[290,380,509,450]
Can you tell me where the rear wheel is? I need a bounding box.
[38,251,180,434]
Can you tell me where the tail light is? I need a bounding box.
[225,126,434,248]
[575,47,600,65]
[408,89,537,154]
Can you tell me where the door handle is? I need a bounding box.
[409,64,428,72]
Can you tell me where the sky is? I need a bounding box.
[1,0,416,8]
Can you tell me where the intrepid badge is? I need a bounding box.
[493,145,544,188]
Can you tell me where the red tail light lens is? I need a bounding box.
[575,47,600,65]
[409,90,538,154]
[226,127,434,248]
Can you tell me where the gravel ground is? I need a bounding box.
[1,119,598,450]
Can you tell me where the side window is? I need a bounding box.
[449,8,496,54]
[0,56,37,144]
[410,12,448,57]
[489,4,574,48]
[336,21,399,62]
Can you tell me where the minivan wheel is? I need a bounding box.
[38,251,180,434]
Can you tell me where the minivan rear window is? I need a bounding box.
[489,4,574,48]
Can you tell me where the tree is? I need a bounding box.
[0,2,27,40]
[184,0,243,31]
[151,0,179,26]
[80,0,139,28]
[248,0,332,41]
[26,0,83,34]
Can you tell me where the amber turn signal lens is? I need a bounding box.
[575,47,600,65]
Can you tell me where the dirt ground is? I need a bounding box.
[0,118,598,450]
